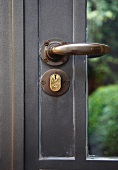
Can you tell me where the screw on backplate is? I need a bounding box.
[43,58,49,62]
[63,80,70,85]
[41,80,46,85]
[62,41,67,45]
[44,40,50,46]
[61,57,67,62]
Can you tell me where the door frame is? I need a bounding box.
[1,0,118,170]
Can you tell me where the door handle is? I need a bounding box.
[40,39,111,66]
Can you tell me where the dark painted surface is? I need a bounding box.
[0,0,24,170]
[25,0,86,169]
[39,0,74,158]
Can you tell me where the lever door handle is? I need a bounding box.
[51,43,110,57]
[41,39,111,66]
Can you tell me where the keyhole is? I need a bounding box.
[50,73,61,92]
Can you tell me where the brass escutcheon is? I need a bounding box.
[40,69,70,96]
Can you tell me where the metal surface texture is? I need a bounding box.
[0,0,24,170]
[41,69,70,96]
[41,39,111,65]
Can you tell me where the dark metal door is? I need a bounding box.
[25,0,118,170]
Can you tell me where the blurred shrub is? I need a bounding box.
[88,85,118,156]
[87,0,118,94]
[88,56,117,94]
[87,0,118,48]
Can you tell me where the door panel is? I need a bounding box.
[25,0,118,169]
[25,0,86,169]
[39,0,74,159]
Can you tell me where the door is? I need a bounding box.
[25,0,118,170]
[0,0,24,170]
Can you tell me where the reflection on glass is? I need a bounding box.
[87,0,118,157]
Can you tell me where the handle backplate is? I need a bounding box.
[40,39,69,66]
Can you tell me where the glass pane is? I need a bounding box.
[87,0,118,157]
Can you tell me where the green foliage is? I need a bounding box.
[87,0,118,45]
[87,0,118,93]
[88,85,118,156]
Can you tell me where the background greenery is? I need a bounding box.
[87,0,118,156]
[88,85,118,156]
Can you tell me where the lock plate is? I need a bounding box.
[40,69,70,96]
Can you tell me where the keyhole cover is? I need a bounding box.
[40,69,70,96]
